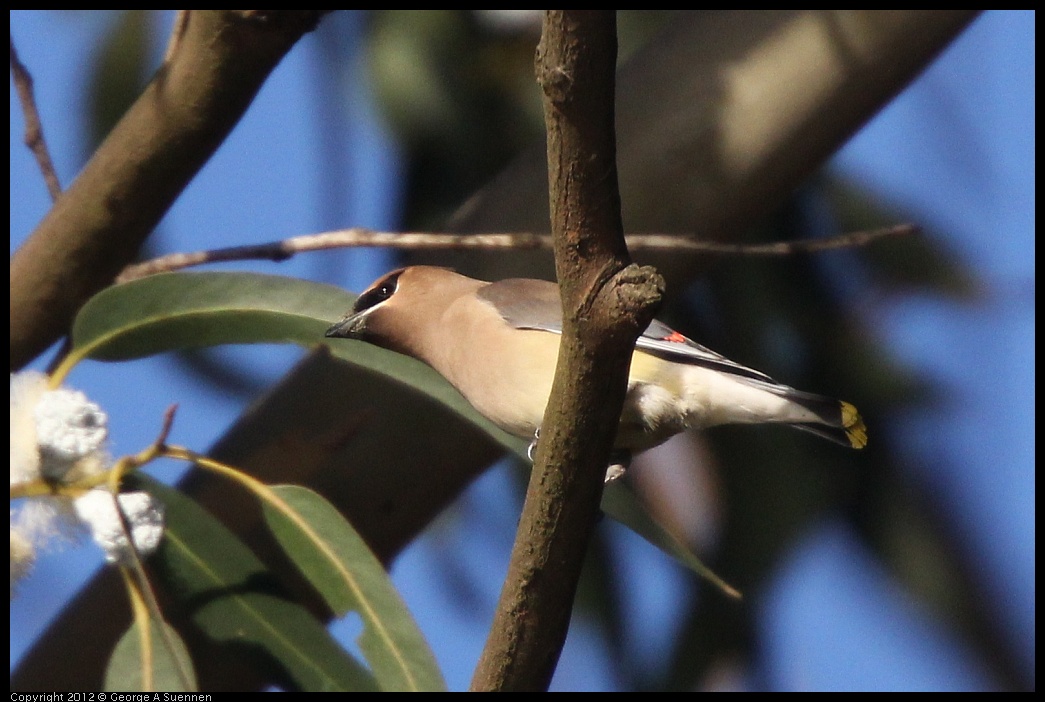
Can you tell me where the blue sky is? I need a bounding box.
[10,11,1033,691]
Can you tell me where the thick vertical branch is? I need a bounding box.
[470,11,663,691]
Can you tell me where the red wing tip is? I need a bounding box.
[662,330,687,343]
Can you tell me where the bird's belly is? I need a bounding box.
[441,332,691,450]
[441,328,559,441]
[466,376,688,450]
[617,381,689,450]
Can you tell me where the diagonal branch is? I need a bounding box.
[10,10,330,371]
[447,11,980,286]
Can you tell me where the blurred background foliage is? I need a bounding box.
[11,10,1029,691]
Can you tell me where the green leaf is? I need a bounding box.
[140,477,378,692]
[263,485,445,691]
[105,619,197,692]
[71,271,354,361]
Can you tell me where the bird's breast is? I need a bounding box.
[435,326,560,441]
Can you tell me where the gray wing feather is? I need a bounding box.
[477,278,564,330]
[480,279,778,385]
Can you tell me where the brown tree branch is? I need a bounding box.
[470,12,664,691]
[9,10,330,371]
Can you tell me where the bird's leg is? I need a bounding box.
[605,450,631,483]
[529,428,630,482]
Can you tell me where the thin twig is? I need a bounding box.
[116,224,918,283]
[642,223,918,254]
[155,404,178,448]
[10,35,62,201]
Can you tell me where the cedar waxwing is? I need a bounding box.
[325,266,867,459]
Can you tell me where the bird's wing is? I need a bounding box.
[479,278,779,386]
[634,319,779,385]
[477,277,865,447]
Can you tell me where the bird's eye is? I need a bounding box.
[352,271,402,312]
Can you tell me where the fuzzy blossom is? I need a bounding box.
[10,371,113,595]
[34,383,108,481]
[11,370,109,485]
[73,489,165,565]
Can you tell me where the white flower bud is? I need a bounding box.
[34,387,108,480]
[74,489,165,565]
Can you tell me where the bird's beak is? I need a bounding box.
[325,310,367,339]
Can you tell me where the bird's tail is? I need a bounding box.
[784,394,867,449]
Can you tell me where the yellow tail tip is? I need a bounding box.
[841,401,868,449]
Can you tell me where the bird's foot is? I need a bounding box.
[526,427,540,462]
[605,450,632,483]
